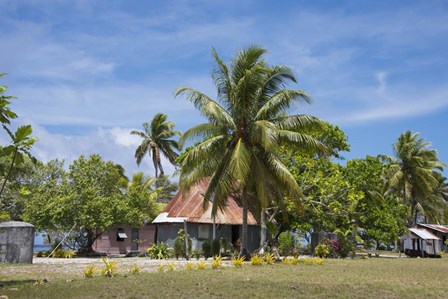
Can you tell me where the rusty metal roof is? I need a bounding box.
[409,228,441,240]
[156,179,258,225]
[417,223,448,234]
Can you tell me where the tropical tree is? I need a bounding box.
[125,172,164,227]
[23,158,163,252]
[131,113,180,178]
[0,73,18,126]
[175,46,327,255]
[0,125,38,198]
[381,131,445,226]
[0,74,38,214]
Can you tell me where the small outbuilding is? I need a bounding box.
[402,227,441,258]
[153,180,260,253]
[416,223,448,252]
[0,221,35,263]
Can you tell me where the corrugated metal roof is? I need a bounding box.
[152,212,187,224]
[409,228,441,240]
[154,179,258,225]
[417,223,448,233]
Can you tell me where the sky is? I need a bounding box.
[1,0,447,179]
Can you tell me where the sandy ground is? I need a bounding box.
[1,257,229,277]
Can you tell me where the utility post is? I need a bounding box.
[183,220,189,260]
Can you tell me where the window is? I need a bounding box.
[117,228,127,242]
[198,225,209,239]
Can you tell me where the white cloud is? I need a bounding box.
[18,120,178,179]
[339,87,448,124]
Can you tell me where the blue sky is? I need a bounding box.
[1,0,447,178]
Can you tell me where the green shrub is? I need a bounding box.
[130,264,141,274]
[202,240,212,260]
[63,249,76,258]
[101,257,118,277]
[265,253,276,264]
[278,231,295,256]
[211,238,221,256]
[184,262,195,270]
[84,264,95,278]
[167,262,176,271]
[191,250,201,260]
[290,256,300,265]
[48,248,75,258]
[250,255,264,266]
[211,255,223,269]
[314,244,330,258]
[220,237,232,256]
[232,255,245,267]
[173,229,192,259]
[147,242,170,259]
[36,251,43,257]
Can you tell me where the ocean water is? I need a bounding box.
[34,244,51,253]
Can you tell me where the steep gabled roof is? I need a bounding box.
[153,179,258,225]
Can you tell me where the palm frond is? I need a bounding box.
[174,87,235,126]
[227,138,251,184]
[274,114,323,131]
[277,130,329,155]
[248,120,278,151]
[179,123,226,149]
[256,90,311,120]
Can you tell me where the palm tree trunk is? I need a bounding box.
[0,148,18,198]
[260,208,266,248]
[152,153,158,178]
[240,188,248,257]
[158,160,165,175]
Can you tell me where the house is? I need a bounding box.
[401,227,441,257]
[152,180,261,253]
[416,223,448,252]
[93,224,155,255]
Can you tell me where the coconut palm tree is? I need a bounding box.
[382,131,445,226]
[175,46,327,255]
[131,113,180,178]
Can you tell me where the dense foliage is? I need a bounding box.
[23,155,162,251]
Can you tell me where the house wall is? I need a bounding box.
[429,231,447,252]
[401,234,441,254]
[416,225,448,252]
[93,225,155,254]
[156,223,261,253]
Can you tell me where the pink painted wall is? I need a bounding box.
[93,225,155,254]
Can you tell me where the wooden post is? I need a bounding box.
[421,239,424,258]
[184,220,189,260]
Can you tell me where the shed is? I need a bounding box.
[153,180,260,253]
[416,223,448,252]
[402,228,441,257]
[0,221,35,263]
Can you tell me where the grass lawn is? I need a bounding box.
[1,257,448,298]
